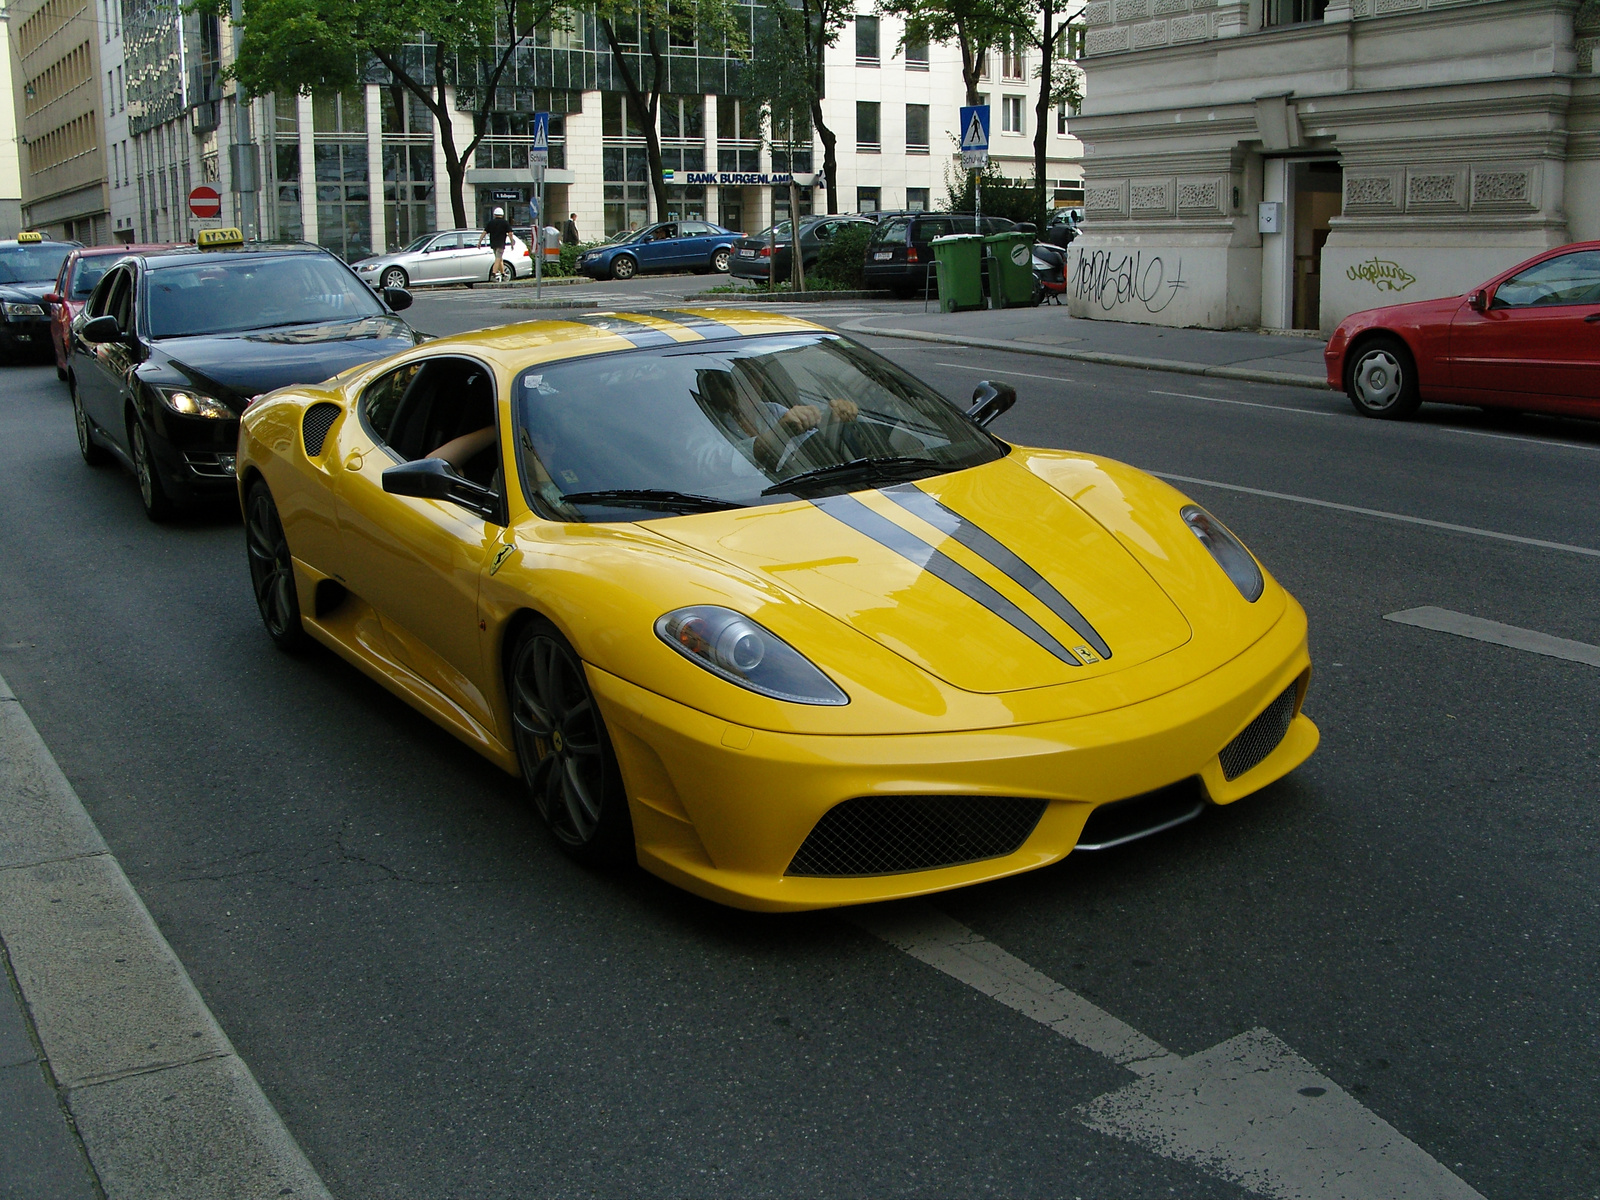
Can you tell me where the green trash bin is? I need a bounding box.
[985,230,1037,308]
[931,234,985,313]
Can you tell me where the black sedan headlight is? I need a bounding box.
[3,301,46,319]
[156,386,233,420]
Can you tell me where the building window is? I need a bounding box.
[383,144,434,250]
[312,88,369,260]
[1264,0,1327,25]
[715,97,761,172]
[856,101,880,152]
[905,104,929,153]
[906,33,929,69]
[977,53,989,79]
[855,16,879,65]
[1002,38,1024,80]
[1003,96,1024,135]
[906,187,930,212]
[262,93,302,243]
[603,91,646,139]
[857,187,881,214]
[1057,101,1068,134]
[661,95,705,139]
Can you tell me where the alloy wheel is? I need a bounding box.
[129,421,173,520]
[712,249,731,273]
[381,267,407,290]
[245,485,304,649]
[72,382,107,465]
[511,633,609,849]
[1352,348,1403,411]
[611,255,636,281]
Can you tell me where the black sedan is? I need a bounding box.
[729,216,877,283]
[69,237,424,521]
[0,235,80,362]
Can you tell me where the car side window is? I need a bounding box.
[657,224,678,241]
[1492,251,1600,309]
[85,267,120,318]
[915,218,952,242]
[876,217,911,245]
[362,361,424,447]
[427,234,458,252]
[111,268,135,331]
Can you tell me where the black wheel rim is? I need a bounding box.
[511,634,605,847]
[73,390,90,455]
[131,424,155,508]
[245,489,296,638]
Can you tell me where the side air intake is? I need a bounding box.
[301,403,341,456]
[1219,684,1299,780]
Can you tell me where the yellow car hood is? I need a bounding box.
[657,456,1193,694]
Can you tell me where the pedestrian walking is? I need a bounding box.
[562,213,580,245]
[486,207,512,282]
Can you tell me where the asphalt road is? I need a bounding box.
[1,287,1596,1199]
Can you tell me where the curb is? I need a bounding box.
[0,672,333,1200]
[838,321,1331,391]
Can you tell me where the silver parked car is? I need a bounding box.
[351,229,529,290]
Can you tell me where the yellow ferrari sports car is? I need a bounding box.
[237,309,1317,911]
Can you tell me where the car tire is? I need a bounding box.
[711,249,731,273]
[128,416,176,521]
[609,255,637,281]
[55,361,67,381]
[244,481,308,652]
[1346,335,1421,420]
[503,261,516,281]
[507,617,635,866]
[381,267,408,290]
[71,376,109,465]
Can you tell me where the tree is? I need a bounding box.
[1001,1,1085,227]
[752,0,851,215]
[881,0,1019,107]
[218,0,562,230]
[741,2,817,286]
[592,0,745,222]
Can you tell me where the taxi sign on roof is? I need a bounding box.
[16,231,42,243]
[197,227,245,248]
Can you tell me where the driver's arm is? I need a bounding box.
[427,425,497,471]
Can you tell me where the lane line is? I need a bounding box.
[934,362,1077,384]
[1155,472,1600,559]
[1384,607,1600,668]
[851,904,1485,1200]
[1150,388,1336,417]
[1428,423,1600,455]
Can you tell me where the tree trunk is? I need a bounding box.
[812,103,839,215]
[1032,0,1055,228]
[790,179,805,291]
[601,18,669,223]
[958,30,986,107]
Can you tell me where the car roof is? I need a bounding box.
[72,243,180,259]
[0,238,80,248]
[135,242,340,269]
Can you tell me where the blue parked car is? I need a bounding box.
[575,220,739,280]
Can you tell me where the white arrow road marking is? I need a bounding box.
[1385,606,1600,669]
[851,903,1485,1200]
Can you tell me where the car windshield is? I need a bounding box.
[402,234,433,252]
[70,256,118,299]
[146,255,386,338]
[0,244,73,284]
[513,332,1003,522]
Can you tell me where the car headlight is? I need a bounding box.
[655,606,849,705]
[157,387,233,419]
[1180,504,1264,602]
[3,302,46,318]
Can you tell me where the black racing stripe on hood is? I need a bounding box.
[881,483,1112,660]
[658,310,742,340]
[812,493,1083,668]
[571,314,679,347]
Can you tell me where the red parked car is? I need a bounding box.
[48,244,177,380]
[1326,241,1600,420]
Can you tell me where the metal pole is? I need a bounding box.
[535,168,544,300]
[230,0,253,241]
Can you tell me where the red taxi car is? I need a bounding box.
[1326,241,1600,420]
[48,244,177,379]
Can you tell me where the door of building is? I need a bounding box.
[719,197,743,233]
[1292,160,1342,330]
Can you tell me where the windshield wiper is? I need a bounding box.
[761,456,943,496]
[559,489,740,513]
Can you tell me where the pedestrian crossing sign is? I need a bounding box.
[960,105,990,169]
[530,111,550,170]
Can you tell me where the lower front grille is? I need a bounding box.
[1219,684,1299,780]
[1075,779,1205,851]
[786,795,1047,877]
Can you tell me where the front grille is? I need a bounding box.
[301,403,340,456]
[1075,779,1205,851]
[1219,684,1299,780]
[786,795,1046,877]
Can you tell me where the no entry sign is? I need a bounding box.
[188,186,222,219]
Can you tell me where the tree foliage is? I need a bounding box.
[879,0,1023,106]
[743,0,851,214]
[215,0,561,231]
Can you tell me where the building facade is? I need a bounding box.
[1067,0,1600,332]
[11,0,110,240]
[84,2,1080,257]
[0,1,23,236]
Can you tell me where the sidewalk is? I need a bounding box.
[838,306,1331,389]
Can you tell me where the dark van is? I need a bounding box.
[863,213,1016,298]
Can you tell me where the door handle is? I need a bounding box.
[1584,313,1600,324]
[344,451,364,470]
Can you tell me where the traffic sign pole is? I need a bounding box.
[531,112,550,301]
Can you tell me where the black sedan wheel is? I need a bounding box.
[128,418,175,521]
[71,376,109,465]
[245,482,307,651]
[609,254,638,281]
[1347,335,1421,420]
[381,267,408,290]
[509,619,633,865]
[711,248,731,273]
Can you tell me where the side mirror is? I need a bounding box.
[1015,222,1037,235]
[966,380,1017,428]
[1468,289,1488,313]
[382,457,498,521]
[81,314,123,344]
[383,286,413,312]
[43,292,63,306]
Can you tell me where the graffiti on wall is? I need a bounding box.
[1346,258,1416,292]
[1073,249,1187,314]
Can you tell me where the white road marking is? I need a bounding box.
[1384,606,1600,668]
[1150,388,1335,417]
[1156,472,1600,560]
[1426,424,1600,455]
[934,362,1077,384]
[853,903,1485,1200]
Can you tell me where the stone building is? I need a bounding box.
[1066,0,1600,332]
